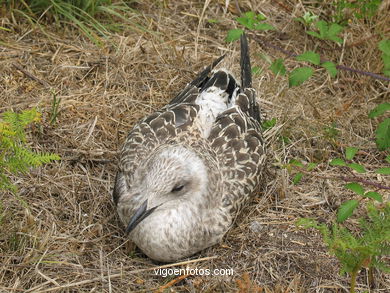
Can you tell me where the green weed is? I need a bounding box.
[297,202,390,293]
[0,108,60,192]
[227,12,341,87]
[378,39,390,77]
[334,0,382,23]
[49,91,61,125]
[2,0,144,46]
[368,103,390,150]
[294,11,318,27]
[289,145,389,292]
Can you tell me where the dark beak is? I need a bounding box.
[125,200,159,234]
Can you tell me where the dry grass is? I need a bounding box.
[0,0,389,292]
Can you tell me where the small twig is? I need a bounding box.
[248,33,390,82]
[12,62,51,87]
[339,175,390,190]
[296,168,390,190]
[154,274,190,293]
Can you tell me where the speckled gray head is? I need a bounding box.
[113,33,266,262]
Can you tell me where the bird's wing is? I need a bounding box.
[208,91,266,213]
[208,33,266,213]
[113,103,200,205]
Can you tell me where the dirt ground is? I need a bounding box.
[0,0,389,292]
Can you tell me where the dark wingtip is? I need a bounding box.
[169,54,226,105]
[240,33,252,89]
[189,54,226,87]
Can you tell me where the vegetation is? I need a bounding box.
[297,202,390,293]
[283,103,389,290]
[1,0,143,45]
[227,3,389,292]
[334,0,382,23]
[0,109,60,192]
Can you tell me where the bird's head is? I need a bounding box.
[115,145,210,234]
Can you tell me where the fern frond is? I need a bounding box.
[1,108,60,191]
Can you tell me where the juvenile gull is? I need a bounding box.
[113,34,266,262]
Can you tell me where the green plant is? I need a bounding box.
[307,20,344,44]
[378,39,390,77]
[227,12,341,87]
[334,0,382,23]
[50,91,61,125]
[2,0,144,46]
[225,11,275,42]
[294,11,318,26]
[288,143,389,292]
[288,146,388,212]
[0,108,60,192]
[323,121,340,142]
[297,202,390,293]
[261,118,277,130]
[368,102,390,150]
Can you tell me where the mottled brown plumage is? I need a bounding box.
[113,34,266,262]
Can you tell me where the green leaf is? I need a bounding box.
[307,31,321,38]
[347,163,366,173]
[386,155,390,164]
[328,35,343,44]
[251,66,262,75]
[364,191,383,202]
[207,19,219,24]
[236,14,254,29]
[316,20,328,38]
[296,218,319,228]
[378,39,390,54]
[261,118,277,130]
[368,103,390,118]
[288,67,314,87]
[296,51,321,65]
[289,159,304,167]
[281,136,290,144]
[307,162,318,171]
[293,173,303,184]
[321,61,338,78]
[226,29,244,42]
[270,58,286,76]
[243,11,256,18]
[254,23,275,31]
[337,200,359,222]
[294,17,305,25]
[375,167,390,175]
[256,13,267,21]
[328,23,344,36]
[379,40,390,76]
[345,182,365,195]
[382,53,390,77]
[330,158,346,166]
[375,118,390,151]
[345,147,358,160]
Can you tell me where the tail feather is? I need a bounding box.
[240,33,261,123]
[170,55,225,105]
[240,33,252,89]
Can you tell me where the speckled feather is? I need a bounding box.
[113,34,266,262]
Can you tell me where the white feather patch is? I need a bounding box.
[195,86,229,138]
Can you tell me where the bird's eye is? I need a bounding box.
[171,184,184,193]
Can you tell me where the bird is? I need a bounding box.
[113,33,266,262]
